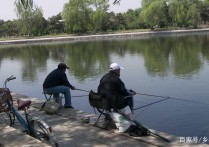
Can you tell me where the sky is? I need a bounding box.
[0,0,141,21]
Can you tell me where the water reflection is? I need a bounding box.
[1,33,209,81]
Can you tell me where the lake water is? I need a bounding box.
[1,32,209,142]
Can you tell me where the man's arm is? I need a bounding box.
[62,73,75,90]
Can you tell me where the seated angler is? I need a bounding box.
[98,62,136,113]
[43,63,76,109]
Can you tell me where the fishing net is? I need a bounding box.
[0,88,13,113]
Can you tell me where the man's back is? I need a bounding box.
[43,69,69,88]
[98,71,129,95]
[98,71,129,109]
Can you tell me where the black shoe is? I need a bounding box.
[64,106,74,109]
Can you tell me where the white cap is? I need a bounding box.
[110,63,124,70]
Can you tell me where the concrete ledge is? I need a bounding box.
[1,28,209,45]
[3,92,209,147]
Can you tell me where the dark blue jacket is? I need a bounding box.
[98,71,129,109]
[43,68,72,89]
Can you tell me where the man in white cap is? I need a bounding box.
[98,62,136,112]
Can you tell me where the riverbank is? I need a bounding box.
[1,92,209,146]
[0,28,209,45]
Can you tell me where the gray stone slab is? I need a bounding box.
[0,125,50,147]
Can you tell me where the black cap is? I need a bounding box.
[58,63,69,69]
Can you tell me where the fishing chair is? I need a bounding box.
[43,92,63,105]
[43,92,53,101]
[89,90,113,129]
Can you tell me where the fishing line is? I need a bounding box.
[132,98,154,117]
[136,92,209,105]
[134,104,153,118]
[198,119,209,137]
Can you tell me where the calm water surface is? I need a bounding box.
[1,32,209,141]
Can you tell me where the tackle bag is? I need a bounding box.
[89,90,108,109]
[126,125,149,137]
[40,101,61,114]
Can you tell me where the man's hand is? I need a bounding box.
[71,86,76,90]
[129,89,136,95]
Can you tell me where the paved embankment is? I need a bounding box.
[0,124,51,147]
[1,93,209,147]
[1,28,209,45]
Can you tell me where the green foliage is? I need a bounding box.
[62,0,110,33]
[168,0,200,28]
[19,0,33,9]
[1,0,209,37]
[140,0,168,29]
[90,0,109,32]
[123,9,146,29]
[47,13,64,34]
[0,20,18,37]
[15,1,45,36]
[62,0,92,33]
[199,0,209,24]
[105,12,118,31]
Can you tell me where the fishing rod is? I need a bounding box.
[72,95,88,98]
[134,97,170,110]
[75,88,90,93]
[136,92,209,105]
[117,111,171,143]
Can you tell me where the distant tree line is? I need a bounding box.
[1,0,209,37]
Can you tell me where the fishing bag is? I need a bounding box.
[89,90,108,109]
[40,101,61,114]
[126,125,149,137]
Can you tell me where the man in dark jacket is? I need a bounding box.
[98,63,135,112]
[43,63,76,108]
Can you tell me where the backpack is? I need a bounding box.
[126,125,149,137]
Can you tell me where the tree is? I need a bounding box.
[105,12,118,31]
[114,13,126,30]
[47,13,64,34]
[15,1,45,36]
[17,0,34,9]
[168,0,200,28]
[90,0,109,32]
[187,4,200,28]
[18,0,120,8]
[63,0,110,33]
[62,0,92,33]
[0,20,18,37]
[0,20,4,37]
[123,9,145,29]
[140,0,168,29]
[199,0,209,24]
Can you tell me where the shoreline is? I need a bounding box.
[1,28,209,45]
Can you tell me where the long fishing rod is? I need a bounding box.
[134,97,170,110]
[72,95,88,98]
[75,88,90,93]
[136,92,209,105]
